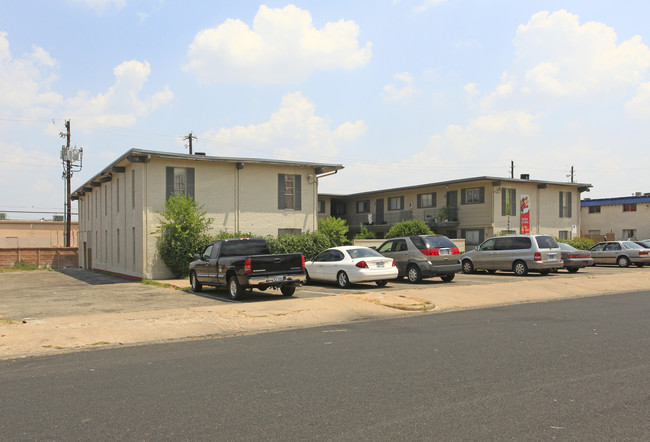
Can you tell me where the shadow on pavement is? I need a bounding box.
[56,268,139,286]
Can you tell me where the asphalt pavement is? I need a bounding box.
[0,266,648,360]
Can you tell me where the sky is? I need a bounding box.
[2,0,650,220]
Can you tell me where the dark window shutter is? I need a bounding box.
[567,192,572,218]
[432,192,437,207]
[479,187,485,203]
[278,174,285,209]
[559,192,563,218]
[187,168,195,199]
[294,174,301,210]
[165,167,174,200]
[501,190,506,216]
[399,196,404,210]
[461,189,466,204]
[417,194,422,208]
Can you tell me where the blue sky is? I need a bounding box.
[2,0,650,220]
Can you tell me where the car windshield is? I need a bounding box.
[622,241,643,249]
[535,235,559,249]
[558,242,576,251]
[346,248,383,259]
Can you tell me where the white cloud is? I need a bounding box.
[198,91,366,161]
[510,10,650,97]
[625,82,650,116]
[382,72,419,102]
[65,60,173,128]
[0,32,62,113]
[184,4,372,85]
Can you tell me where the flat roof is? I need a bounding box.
[73,148,344,197]
[581,195,650,206]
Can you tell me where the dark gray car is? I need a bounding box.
[376,235,461,283]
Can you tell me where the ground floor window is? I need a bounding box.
[622,229,636,239]
[558,230,569,240]
[462,229,483,245]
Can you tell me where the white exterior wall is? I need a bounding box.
[581,203,650,240]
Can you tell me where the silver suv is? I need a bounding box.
[376,235,461,283]
[461,234,562,276]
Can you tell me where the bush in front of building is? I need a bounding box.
[318,216,349,246]
[154,195,213,278]
[267,232,331,260]
[557,237,596,250]
[385,219,433,238]
[355,224,376,239]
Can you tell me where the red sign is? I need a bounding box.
[520,194,530,234]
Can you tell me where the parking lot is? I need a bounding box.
[0,265,640,321]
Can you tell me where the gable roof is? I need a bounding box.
[581,195,650,206]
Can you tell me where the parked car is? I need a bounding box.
[557,242,593,273]
[588,241,650,268]
[461,234,563,276]
[633,239,650,249]
[376,235,461,283]
[305,246,398,288]
[189,238,305,299]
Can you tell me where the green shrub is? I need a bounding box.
[266,231,330,260]
[386,219,433,238]
[355,224,376,239]
[153,195,213,278]
[318,216,349,246]
[560,237,595,250]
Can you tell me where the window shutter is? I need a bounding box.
[567,192,572,218]
[417,194,422,208]
[461,189,466,204]
[294,174,301,210]
[165,167,174,200]
[278,174,285,209]
[559,192,563,218]
[187,168,195,199]
[479,187,485,203]
[399,196,404,210]
[432,192,437,207]
[501,190,506,216]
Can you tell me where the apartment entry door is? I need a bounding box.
[446,190,458,221]
[375,198,384,224]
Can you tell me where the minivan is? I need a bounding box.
[460,234,562,276]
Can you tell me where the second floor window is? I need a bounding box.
[559,191,572,218]
[318,200,325,213]
[417,193,435,208]
[588,206,601,213]
[278,174,301,210]
[388,196,403,211]
[623,204,637,212]
[462,187,484,204]
[502,188,516,216]
[357,200,370,213]
[166,167,195,200]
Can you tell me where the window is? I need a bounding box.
[559,191,572,218]
[623,204,637,212]
[388,196,404,211]
[116,178,120,212]
[558,230,569,240]
[417,193,436,208]
[462,229,483,245]
[461,187,485,204]
[622,229,636,238]
[165,167,195,200]
[318,200,325,214]
[104,186,108,216]
[588,206,601,213]
[131,170,136,209]
[277,174,302,210]
[501,188,516,216]
[356,200,370,213]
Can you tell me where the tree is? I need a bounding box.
[318,216,349,246]
[355,223,376,239]
[386,219,433,238]
[153,194,213,277]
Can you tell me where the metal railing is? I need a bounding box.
[345,207,459,230]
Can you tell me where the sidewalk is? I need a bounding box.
[1,270,647,360]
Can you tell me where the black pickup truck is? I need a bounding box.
[188,238,305,300]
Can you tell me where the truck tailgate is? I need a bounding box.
[248,253,304,275]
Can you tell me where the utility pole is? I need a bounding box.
[60,120,83,248]
[510,160,514,179]
[570,166,574,183]
[184,132,197,155]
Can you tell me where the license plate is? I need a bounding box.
[269,275,284,282]
[440,249,450,255]
[376,262,385,268]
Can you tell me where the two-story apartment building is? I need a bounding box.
[72,149,342,280]
[581,193,650,240]
[319,175,591,249]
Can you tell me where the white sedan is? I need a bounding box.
[305,246,398,288]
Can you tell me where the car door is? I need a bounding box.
[472,238,497,270]
[320,249,345,281]
[589,243,606,264]
[195,244,214,283]
[308,250,331,280]
[603,242,622,264]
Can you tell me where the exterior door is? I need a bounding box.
[376,198,384,224]
[446,190,458,221]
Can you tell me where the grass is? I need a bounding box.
[0,261,48,273]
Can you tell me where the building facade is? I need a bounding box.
[581,194,650,240]
[72,149,342,279]
[319,176,590,249]
[0,220,78,248]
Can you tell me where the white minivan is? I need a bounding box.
[461,234,563,276]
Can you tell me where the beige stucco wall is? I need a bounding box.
[0,221,78,248]
[580,203,650,240]
[78,156,323,280]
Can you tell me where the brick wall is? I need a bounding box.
[0,248,79,269]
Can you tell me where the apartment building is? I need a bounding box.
[319,175,591,249]
[581,193,650,240]
[72,149,342,279]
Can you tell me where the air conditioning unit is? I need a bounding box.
[0,212,6,220]
[53,215,64,222]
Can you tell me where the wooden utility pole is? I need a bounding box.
[184,132,197,155]
[510,160,514,179]
[64,120,71,247]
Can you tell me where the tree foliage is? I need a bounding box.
[153,195,213,278]
[355,224,376,239]
[318,216,349,246]
[266,231,331,260]
[386,219,433,238]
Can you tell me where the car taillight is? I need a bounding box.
[244,257,252,274]
[356,261,369,269]
[534,252,541,261]
[392,259,396,267]
[419,248,439,256]
[451,247,460,255]
[301,255,305,269]
[640,251,648,256]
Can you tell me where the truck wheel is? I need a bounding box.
[407,265,422,283]
[337,271,351,288]
[280,285,296,296]
[189,271,202,292]
[228,276,244,300]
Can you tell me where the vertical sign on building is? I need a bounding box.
[520,194,530,234]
